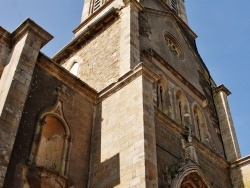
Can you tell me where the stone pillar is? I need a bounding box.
[119,0,142,77]
[0,19,52,186]
[213,84,241,162]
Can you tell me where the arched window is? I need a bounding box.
[193,104,209,144]
[154,77,172,116]
[164,32,184,59]
[70,62,79,76]
[175,90,190,126]
[156,83,164,110]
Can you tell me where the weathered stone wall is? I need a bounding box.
[3,63,95,188]
[231,155,250,188]
[0,20,52,186]
[139,9,204,96]
[155,113,232,188]
[89,71,158,188]
[61,18,121,92]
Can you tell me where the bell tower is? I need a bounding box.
[53,0,241,187]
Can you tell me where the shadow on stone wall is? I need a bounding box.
[89,101,120,188]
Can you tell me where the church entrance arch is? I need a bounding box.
[180,172,208,188]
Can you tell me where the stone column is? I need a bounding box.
[0,19,52,186]
[213,84,241,162]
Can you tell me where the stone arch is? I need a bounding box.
[172,165,210,188]
[174,87,191,126]
[29,100,71,176]
[65,56,83,76]
[192,102,210,144]
[154,72,172,116]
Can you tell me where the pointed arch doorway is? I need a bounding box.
[180,172,208,188]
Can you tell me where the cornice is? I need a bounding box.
[142,48,206,102]
[53,8,119,63]
[123,0,143,11]
[0,27,11,47]
[73,0,116,34]
[231,155,250,168]
[213,84,231,96]
[37,53,97,103]
[11,18,53,48]
[97,63,160,103]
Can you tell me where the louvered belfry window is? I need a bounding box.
[93,0,101,12]
[171,0,178,13]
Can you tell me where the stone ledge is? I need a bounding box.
[213,84,231,96]
[231,155,250,168]
[11,18,53,48]
[97,62,160,102]
[0,27,11,46]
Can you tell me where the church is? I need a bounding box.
[0,0,250,187]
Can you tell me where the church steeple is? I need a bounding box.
[166,0,188,23]
[81,0,188,24]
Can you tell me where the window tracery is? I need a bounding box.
[164,33,184,59]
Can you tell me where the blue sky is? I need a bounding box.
[0,1,249,157]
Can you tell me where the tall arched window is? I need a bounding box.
[70,62,79,76]
[156,83,164,110]
[175,90,190,126]
[193,104,209,144]
[154,76,171,115]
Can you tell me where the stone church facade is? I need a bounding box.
[0,0,250,187]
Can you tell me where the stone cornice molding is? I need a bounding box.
[73,0,116,34]
[142,49,206,103]
[53,8,119,63]
[38,53,97,103]
[0,27,11,47]
[231,155,250,168]
[123,0,143,11]
[213,84,231,96]
[11,18,53,48]
[97,63,160,102]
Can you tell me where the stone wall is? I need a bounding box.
[0,20,52,187]
[3,59,95,188]
[155,112,232,188]
[89,66,158,187]
[231,155,250,188]
[61,18,121,92]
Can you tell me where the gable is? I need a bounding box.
[139,9,206,95]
